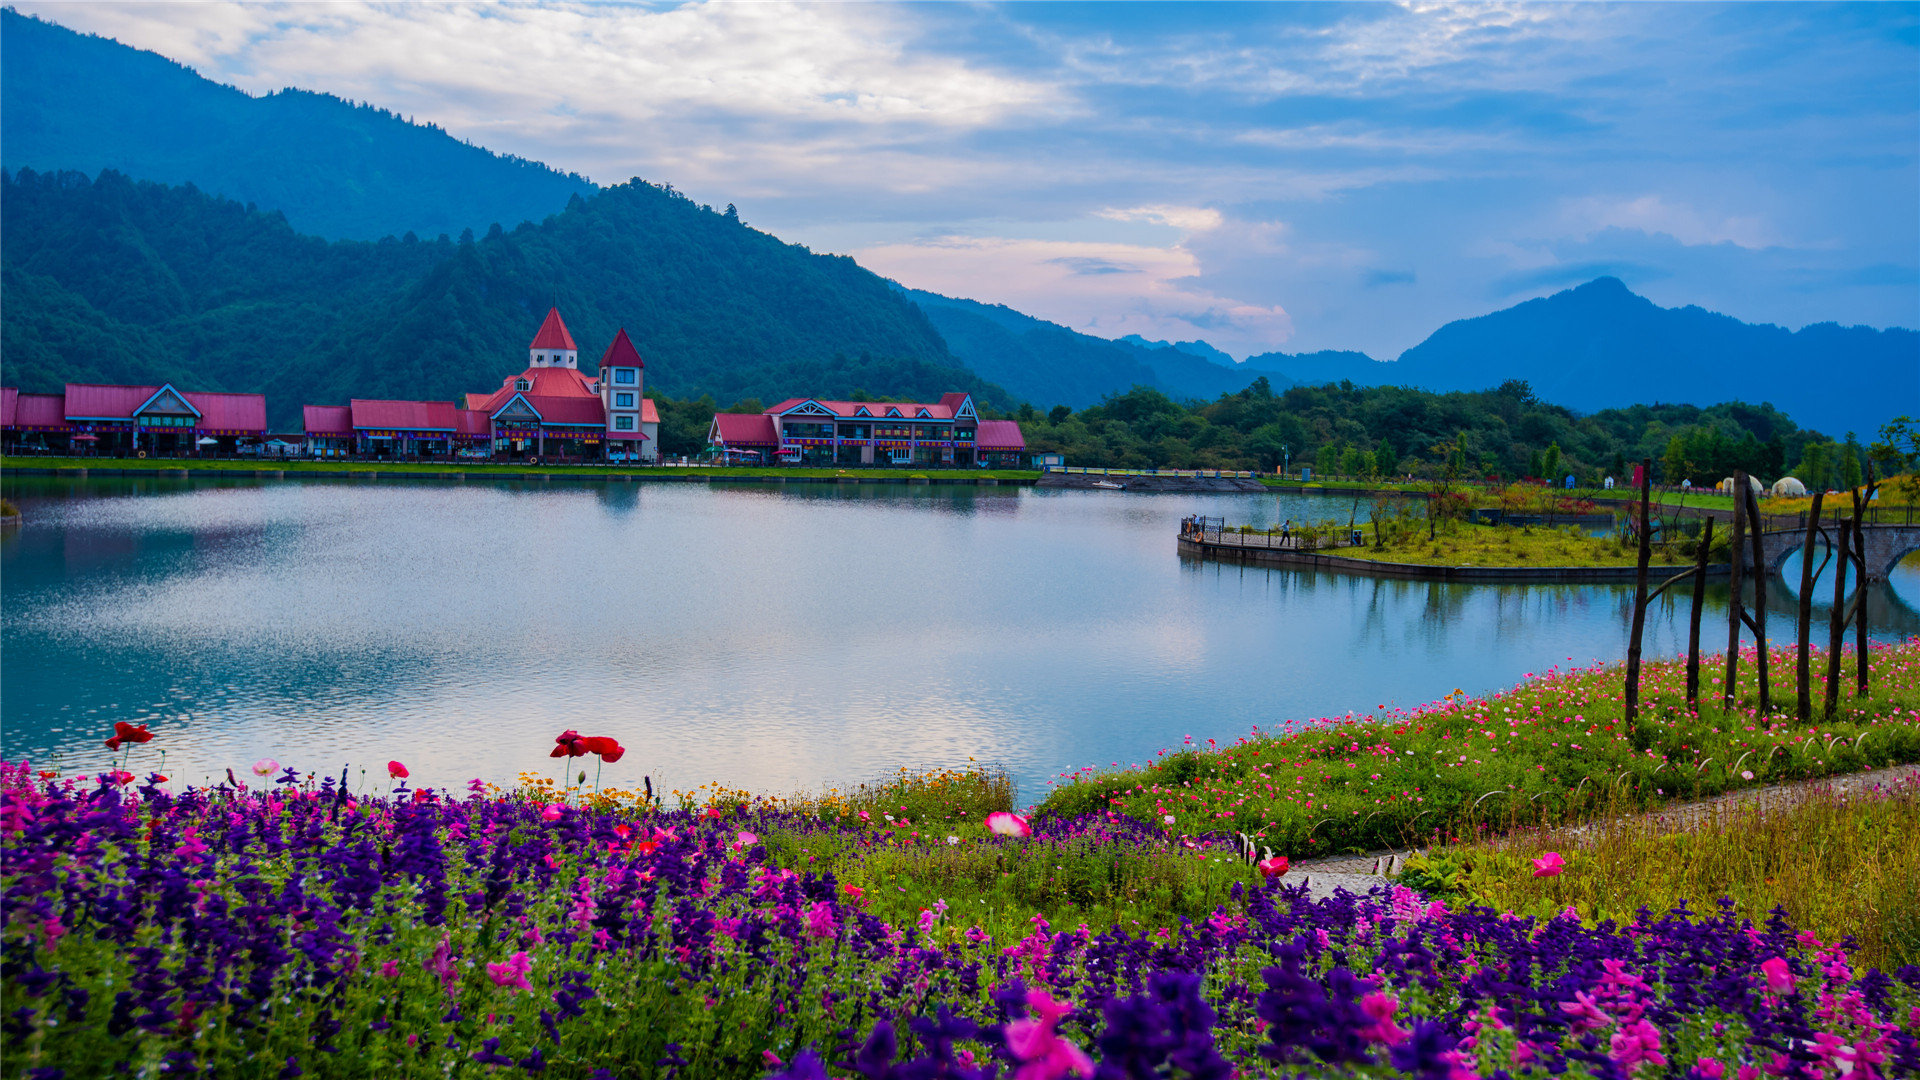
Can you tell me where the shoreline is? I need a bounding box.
[1177,532,1729,582]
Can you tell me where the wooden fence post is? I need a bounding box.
[1853,466,1877,695]
[1624,457,1653,724]
[1742,476,1771,714]
[1723,472,1746,711]
[1686,516,1713,710]
[1795,491,1824,721]
[1826,504,1851,719]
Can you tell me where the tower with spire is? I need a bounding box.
[528,307,578,369]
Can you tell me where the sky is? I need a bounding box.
[21,1,1919,361]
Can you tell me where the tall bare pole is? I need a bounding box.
[1723,472,1747,710]
[1825,506,1851,718]
[1795,491,1825,721]
[1686,516,1713,710]
[1853,465,1876,695]
[1624,458,1653,724]
[1743,478,1772,714]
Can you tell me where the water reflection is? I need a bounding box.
[2,476,1912,804]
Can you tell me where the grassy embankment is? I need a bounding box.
[1407,777,1920,969]
[1332,521,1694,568]
[0,453,1039,481]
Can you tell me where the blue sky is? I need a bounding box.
[26,1,1919,359]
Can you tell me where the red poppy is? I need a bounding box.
[387,761,409,780]
[550,730,588,758]
[104,722,155,751]
[580,736,625,763]
[108,770,135,786]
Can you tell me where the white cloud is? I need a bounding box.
[855,234,1292,355]
[1560,195,1779,250]
[1096,205,1224,232]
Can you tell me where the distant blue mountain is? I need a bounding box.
[0,8,594,241]
[1237,278,1915,437]
[900,289,1277,407]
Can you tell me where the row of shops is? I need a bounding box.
[4,311,1029,467]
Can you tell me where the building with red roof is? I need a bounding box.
[706,392,1024,467]
[0,381,267,455]
[299,308,659,461]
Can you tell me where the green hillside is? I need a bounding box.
[1,168,1006,428]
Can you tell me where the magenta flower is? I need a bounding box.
[1005,990,1092,1080]
[387,760,408,779]
[485,950,532,994]
[1760,956,1796,994]
[986,811,1032,838]
[805,900,838,940]
[1532,852,1566,878]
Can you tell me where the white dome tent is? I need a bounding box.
[1717,475,1765,495]
[1770,476,1807,497]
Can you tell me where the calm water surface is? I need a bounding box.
[3,476,1913,804]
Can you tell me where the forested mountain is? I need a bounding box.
[1236,278,1916,437]
[899,288,1272,408]
[0,8,593,241]
[1,168,1003,428]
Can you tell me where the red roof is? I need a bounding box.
[58,383,265,432]
[455,409,491,436]
[13,393,69,430]
[64,383,165,420]
[710,413,779,446]
[469,366,599,415]
[302,405,354,437]
[1,387,16,428]
[975,420,1026,451]
[350,399,460,431]
[188,391,267,432]
[598,328,646,370]
[526,395,605,426]
[530,307,577,351]
[640,398,660,424]
[766,397,959,420]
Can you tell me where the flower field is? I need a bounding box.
[5,642,1920,1077]
[1039,640,1920,857]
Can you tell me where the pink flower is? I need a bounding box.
[1532,852,1566,878]
[1256,855,1289,880]
[1695,1057,1725,1080]
[252,758,278,777]
[485,950,533,994]
[986,811,1032,838]
[1609,1018,1667,1071]
[387,760,409,779]
[1358,992,1409,1046]
[805,901,838,940]
[733,830,759,852]
[423,936,459,997]
[1760,956,1796,994]
[1005,991,1093,1080]
[541,804,564,821]
[379,960,400,978]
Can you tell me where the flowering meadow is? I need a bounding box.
[5,644,1920,1077]
[5,758,1919,1079]
[1040,640,1920,857]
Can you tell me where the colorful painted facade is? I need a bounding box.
[300,309,660,461]
[0,383,267,455]
[706,395,1026,467]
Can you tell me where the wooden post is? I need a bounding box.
[1743,477,1771,714]
[1826,505,1851,718]
[1624,458,1653,724]
[1723,472,1746,711]
[1795,491,1824,721]
[1853,466,1876,695]
[1686,516,1713,710]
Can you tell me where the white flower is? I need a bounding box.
[946,835,960,845]
[1163,815,1177,826]
[1741,770,1755,780]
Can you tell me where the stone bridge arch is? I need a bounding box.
[1758,525,1920,583]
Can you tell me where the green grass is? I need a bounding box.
[1402,776,1920,970]
[1333,521,1694,568]
[1035,639,1920,858]
[0,454,1039,481]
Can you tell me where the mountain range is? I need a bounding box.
[2,7,1912,438]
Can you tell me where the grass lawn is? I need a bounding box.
[1333,521,1694,568]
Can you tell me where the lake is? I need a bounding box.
[3,475,1913,806]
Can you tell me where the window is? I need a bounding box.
[614,369,637,385]
[614,416,635,431]
[514,378,531,391]
[615,393,635,408]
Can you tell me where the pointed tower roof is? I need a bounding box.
[530,307,577,350]
[598,328,646,369]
